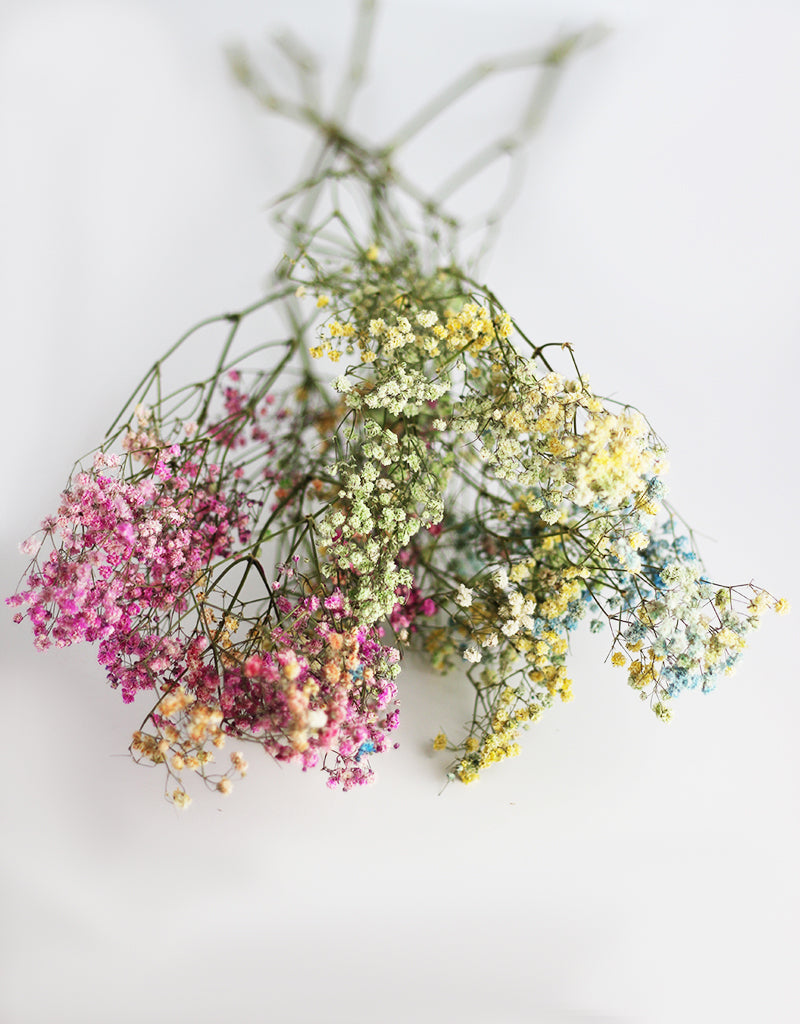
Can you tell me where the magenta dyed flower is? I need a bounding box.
[389,582,437,636]
[9,451,248,702]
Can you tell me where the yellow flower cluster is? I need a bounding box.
[347,302,513,366]
[626,648,662,691]
[309,338,343,363]
[442,302,512,357]
[423,626,460,672]
[747,590,790,621]
[537,575,584,621]
[432,731,448,751]
[571,409,666,509]
[454,689,545,784]
[528,662,573,701]
[706,626,747,667]
[309,318,373,364]
[456,728,519,783]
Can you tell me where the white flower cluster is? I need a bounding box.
[497,588,537,640]
[335,364,449,417]
[365,308,442,360]
[458,569,538,667]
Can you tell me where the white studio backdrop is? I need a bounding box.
[0,1,797,1022]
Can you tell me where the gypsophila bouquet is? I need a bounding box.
[8,2,788,805]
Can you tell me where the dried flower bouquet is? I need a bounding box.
[9,2,787,804]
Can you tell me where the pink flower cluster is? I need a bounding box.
[9,450,248,702]
[207,372,313,516]
[209,370,276,451]
[219,589,400,790]
[390,582,437,636]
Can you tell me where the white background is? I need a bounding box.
[1,1,798,1022]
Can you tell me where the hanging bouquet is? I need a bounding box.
[8,3,787,805]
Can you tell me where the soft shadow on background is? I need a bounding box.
[1,1,797,1022]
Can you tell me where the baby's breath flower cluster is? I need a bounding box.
[8,4,787,803]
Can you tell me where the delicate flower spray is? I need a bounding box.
[8,2,788,804]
